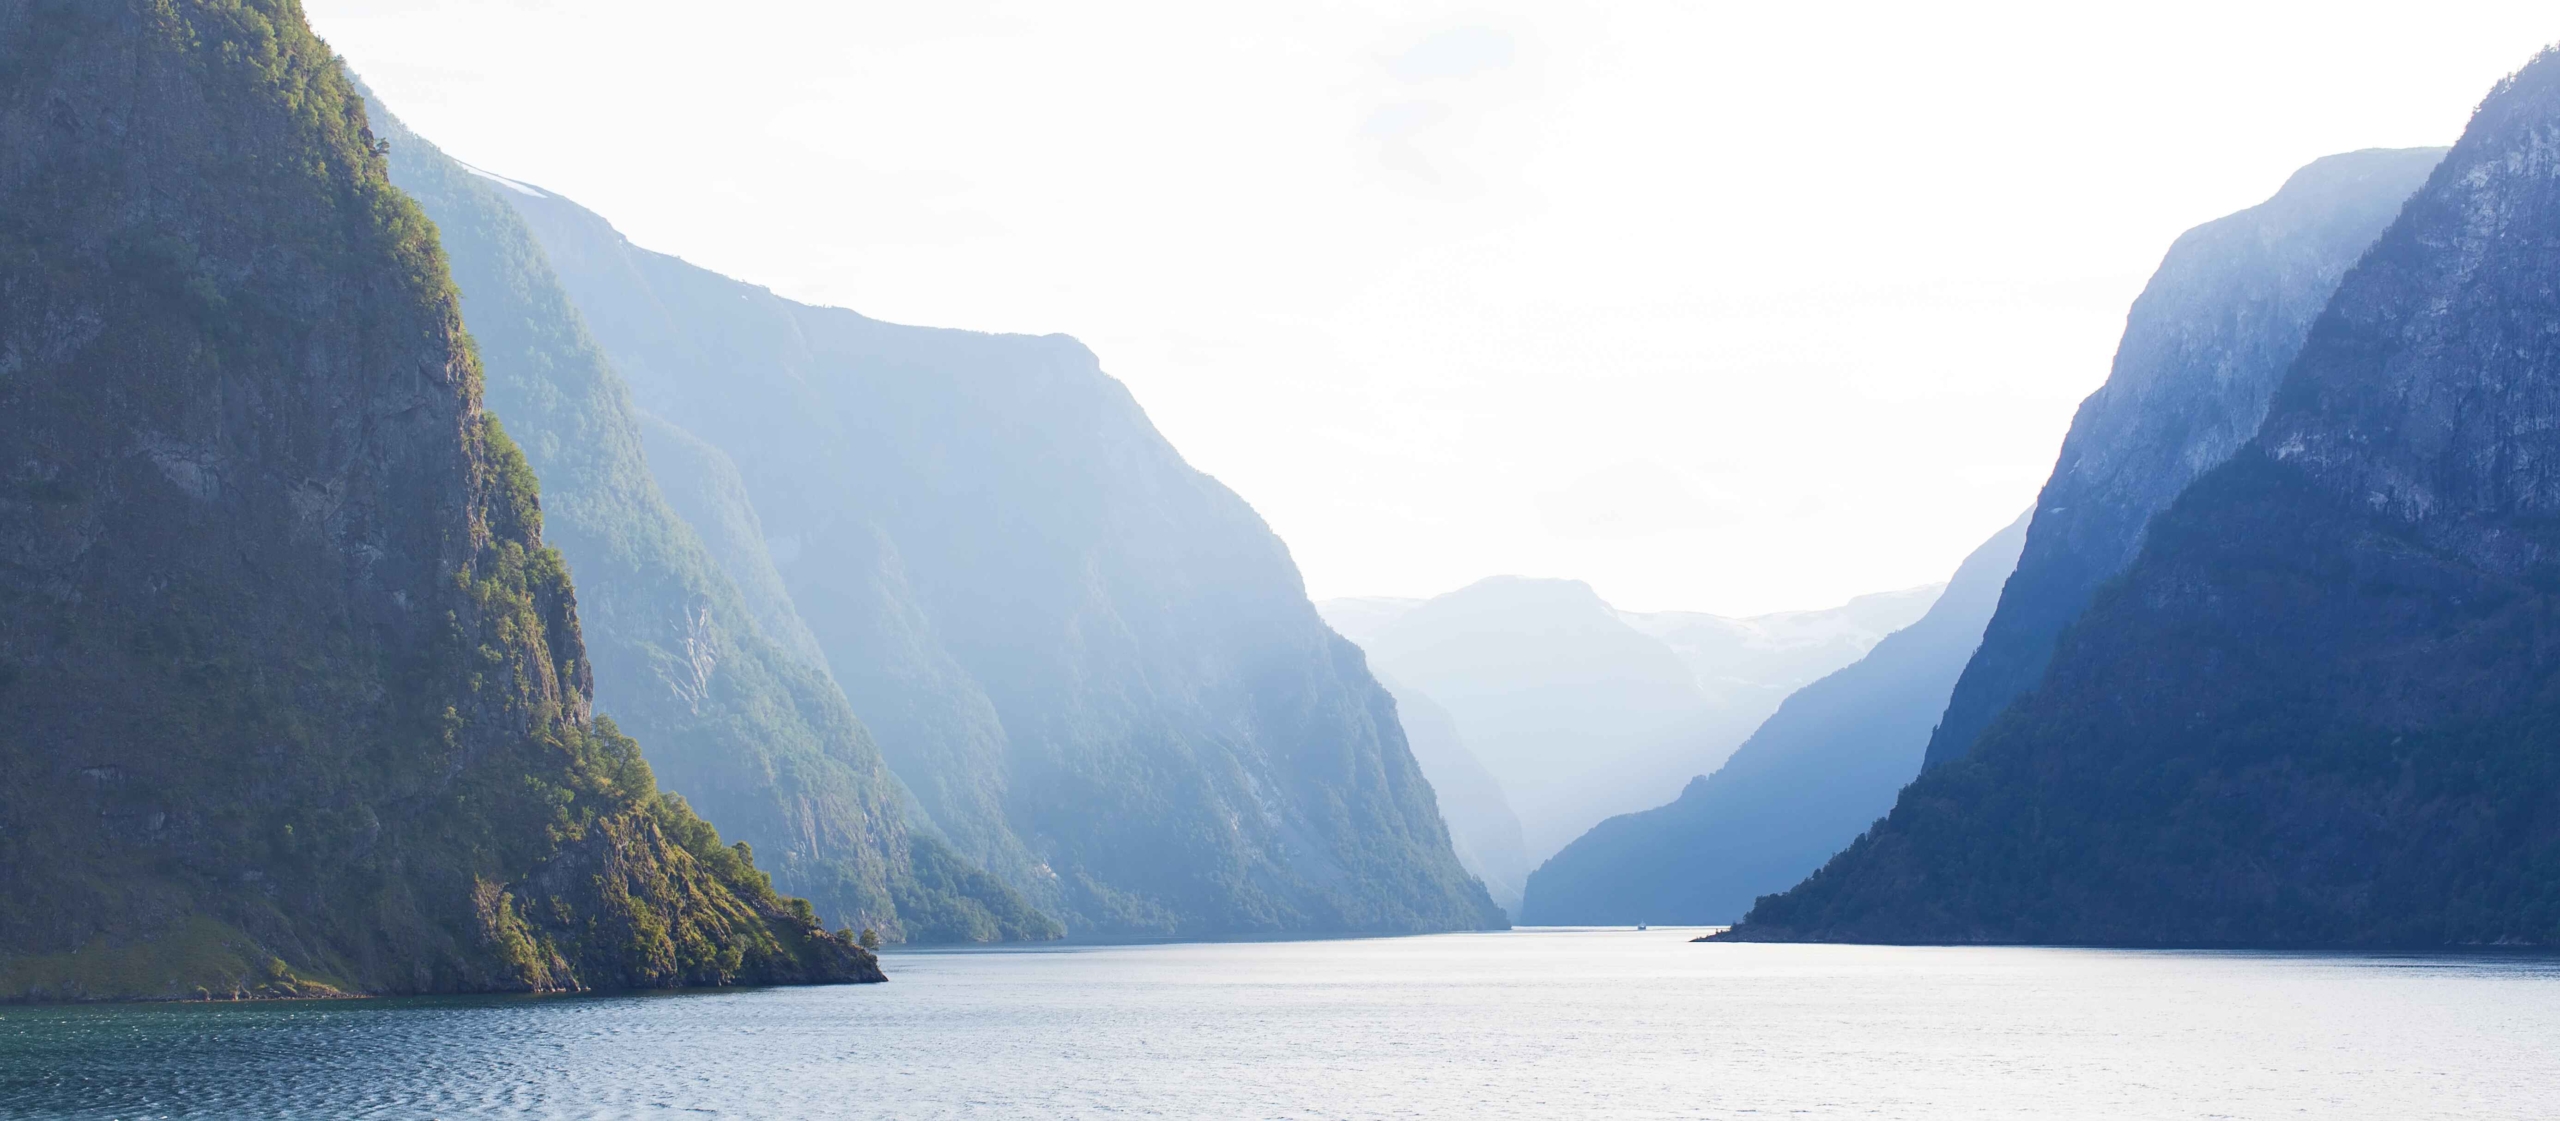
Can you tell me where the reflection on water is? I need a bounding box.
[3,928,2556,1119]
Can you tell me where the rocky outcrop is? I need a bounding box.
[1521,513,2026,925]
[0,0,875,997]
[1722,52,2560,946]
[1920,146,2443,771]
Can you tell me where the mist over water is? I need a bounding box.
[5,930,2554,1119]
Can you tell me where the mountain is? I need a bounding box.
[1920,146,2445,771]
[0,0,873,999]
[1328,578,1730,861]
[1319,578,1938,860]
[1316,597,1427,648]
[1308,601,1533,913]
[1524,146,2441,929]
[1623,586,1942,704]
[1723,53,2560,946]
[1520,513,2027,925]
[364,96,1054,944]
[482,181,1500,938]
[1374,674,1532,915]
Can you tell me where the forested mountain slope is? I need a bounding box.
[0,0,873,999]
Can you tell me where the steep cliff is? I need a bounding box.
[1375,675,1531,915]
[1920,147,2443,771]
[1521,513,2025,925]
[1725,52,2560,946]
[365,95,1054,944]
[486,185,1500,937]
[0,0,876,998]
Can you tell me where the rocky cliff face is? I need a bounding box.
[483,185,1500,938]
[1520,513,2025,925]
[1921,147,2443,771]
[366,95,1054,945]
[0,0,875,998]
[1725,52,2560,946]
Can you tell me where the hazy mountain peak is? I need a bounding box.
[1316,595,1427,646]
[1620,583,1943,697]
[1318,574,1943,861]
[1523,515,2024,924]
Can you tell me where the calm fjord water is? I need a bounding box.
[2,928,2554,1119]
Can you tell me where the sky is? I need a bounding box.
[307,1,2560,615]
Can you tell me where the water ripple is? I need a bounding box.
[3,931,2556,1120]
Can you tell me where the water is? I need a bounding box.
[3,928,2556,1119]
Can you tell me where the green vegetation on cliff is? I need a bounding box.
[365,92,1056,945]
[0,0,875,997]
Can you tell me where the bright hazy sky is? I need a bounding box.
[310,1,2558,615]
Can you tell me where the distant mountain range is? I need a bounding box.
[1521,513,2026,925]
[1320,579,1939,875]
[1727,62,2560,944]
[1623,588,1946,706]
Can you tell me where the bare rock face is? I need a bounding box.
[1726,52,2560,947]
[0,0,875,998]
